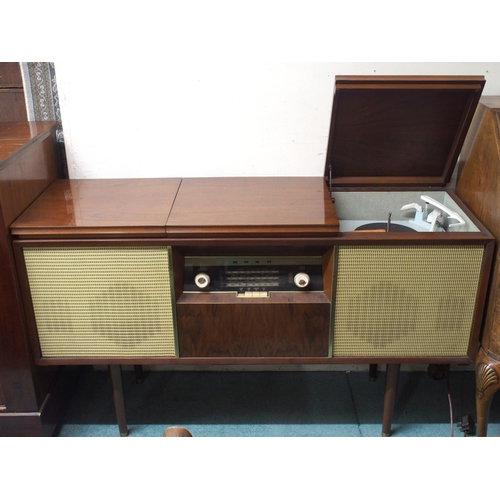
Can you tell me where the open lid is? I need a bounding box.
[324,75,485,188]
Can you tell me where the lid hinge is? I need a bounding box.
[328,164,334,203]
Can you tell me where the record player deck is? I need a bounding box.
[336,191,480,233]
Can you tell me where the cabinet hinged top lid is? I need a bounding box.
[324,75,485,188]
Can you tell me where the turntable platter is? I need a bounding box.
[355,222,417,232]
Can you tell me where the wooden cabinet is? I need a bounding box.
[6,77,498,437]
[0,63,28,121]
[0,121,67,436]
[456,97,500,436]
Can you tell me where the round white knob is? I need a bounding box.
[294,272,310,288]
[194,273,211,289]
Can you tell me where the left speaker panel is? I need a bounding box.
[22,246,178,359]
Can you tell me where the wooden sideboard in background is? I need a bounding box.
[0,121,71,436]
[456,96,500,436]
[0,63,28,122]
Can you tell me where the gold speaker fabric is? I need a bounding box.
[23,246,177,358]
[332,246,484,357]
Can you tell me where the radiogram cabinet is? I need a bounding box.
[9,76,497,436]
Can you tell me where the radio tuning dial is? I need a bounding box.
[194,273,211,289]
[294,272,310,288]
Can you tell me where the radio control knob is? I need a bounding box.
[294,272,310,288]
[194,273,211,289]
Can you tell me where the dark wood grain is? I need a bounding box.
[177,292,331,358]
[0,91,28,122]
[456,98,500,356]
[0,62,24,87]
[326,75,485,188]
[0,63,27,122]
[32,354,476,367]
[455,97,500,436]
[167,177,339,238]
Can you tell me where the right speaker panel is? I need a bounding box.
[332,245,484,357]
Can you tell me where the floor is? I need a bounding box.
[4,366,497,500]
[55,365,500,438]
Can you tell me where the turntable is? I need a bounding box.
[341,193,473,233]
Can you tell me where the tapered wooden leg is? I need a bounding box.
[476,347,500,437]
[369,364,378,381]
[382,364,400,437]
[109,365,129,437]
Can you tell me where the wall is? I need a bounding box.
[55,62,500,179]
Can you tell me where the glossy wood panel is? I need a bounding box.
[11,178,182,238]
[167,177,339,238]
[177,292,331,358]
[0,121,63,435]
[0,122,57,147]
[1,128,59,227]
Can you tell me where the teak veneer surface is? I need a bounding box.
[457,97,500,355]
[0,122,57,162]
[11,178,182,237]
[12,177,338,238]
[167,177,339,238]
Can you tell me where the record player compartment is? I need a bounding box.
[333,191,481,233]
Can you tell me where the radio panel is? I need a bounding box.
[183,256,323,294]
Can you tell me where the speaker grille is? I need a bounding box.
[332,246,484,357]
[23,246,177,358]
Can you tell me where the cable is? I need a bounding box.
[446,373,454,437]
